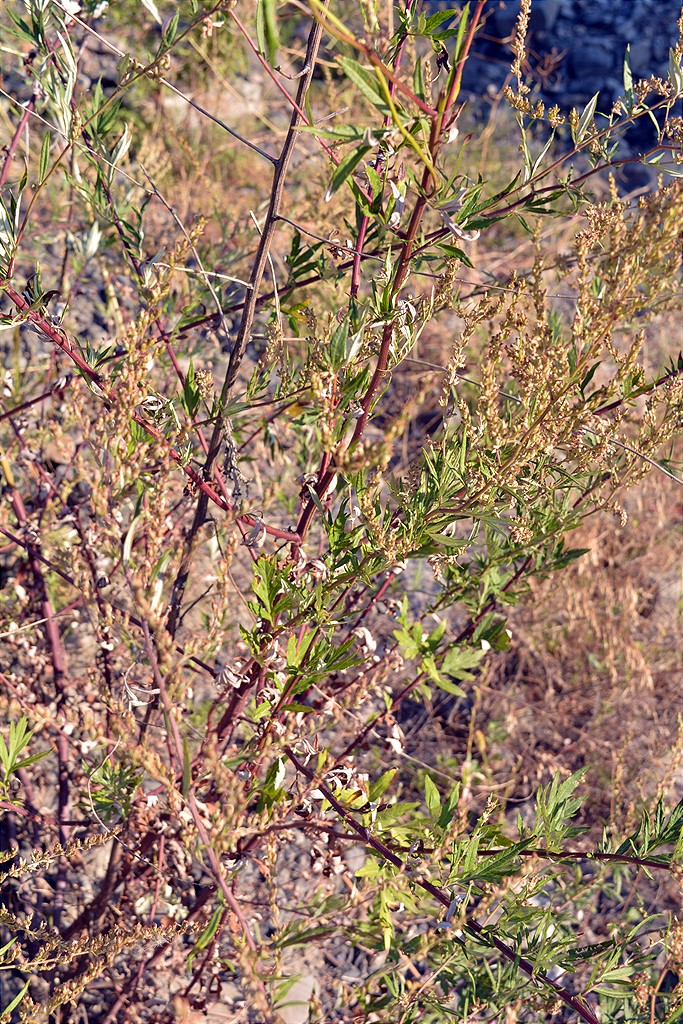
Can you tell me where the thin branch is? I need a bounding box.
[0,284,299,542]
[166,6,326,634]
[0,92,35,188]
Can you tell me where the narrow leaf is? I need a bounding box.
[140,0,162,24]
[424,775,441,820]
[575,92,599,145]
[325,145,370,201]
[0,979,30,1019]
[256,0,279,67]
[39,133,50,183]
[338,56,390,112]
[182,736,191,797]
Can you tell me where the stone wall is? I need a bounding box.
[429,0,682,144]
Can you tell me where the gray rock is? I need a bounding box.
[629,38,653,75]
[276,974,318,1024]
[530,0,562,31]
[569,42,615,78]
[603,76,626,102]
[577,0,614,28]
[618,20,637,39]
[492,0,562,37]
[652,36,674,63]
[491,1,521,39]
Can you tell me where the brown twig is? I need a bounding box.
[166,7,326,635]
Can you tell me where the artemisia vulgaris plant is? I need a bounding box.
[1,1,683,1021]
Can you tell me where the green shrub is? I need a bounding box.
[1,1,682,1021]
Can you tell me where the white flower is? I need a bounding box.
[385,723,405,755]
[439,209,480,242]
[216,665,246,689]
[353,626,377,654]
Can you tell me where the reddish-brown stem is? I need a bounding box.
[0,94,35,188]
[138,617,265,984]
[444,0,488,113]
[296,3,489,543]
[229,7,337,164]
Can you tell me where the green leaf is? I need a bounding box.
[182,736,191,798]
[256,0,279,67]
[441,645,485,681]
[375,801,419,827]
[623,45,634,110]
[0,979,30,1019]
[11,749,51,773]
[460,840,530,884]
[437,243,474,267]
[452,2,470,64]
[328,318,350,370]
[424,775,441,820]
[438,783,460,829]
[324,145,371,201]
[181,359,201,417]
[535,768,589,847]
[365,162,383,200]
[355,856,382,878]
[161,12,180,47]
[275,924,337,949]
[574,92,599,145]
[38,132,50,184]
[188,893,225,969]
[433,675,467,697]
[528,131,556,181]
[370,768,398,803]
[669,47,683,95]
[122,511,141,566]
[426,618,447,649]
[424,9,457,33]
[0,732,10,774]
[140,0,162,23]
[337,56,391,113]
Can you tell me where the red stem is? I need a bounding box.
[0,95,35,188]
